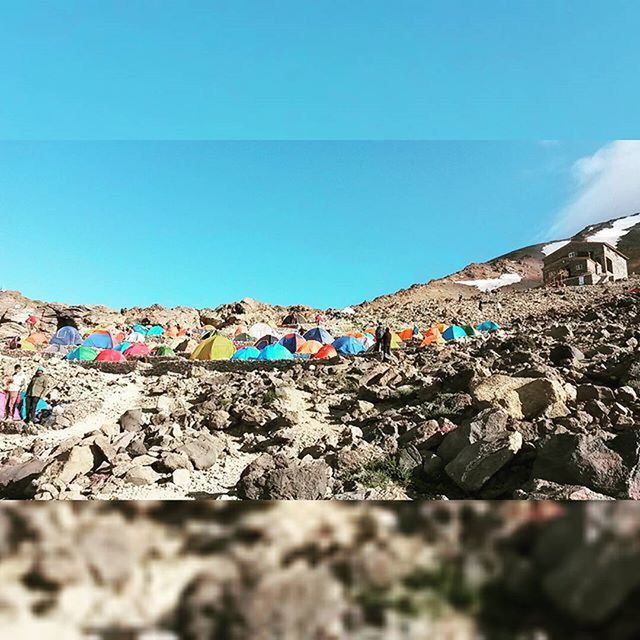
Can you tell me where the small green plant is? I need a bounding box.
[262,389,278,405]
[345,455,412,489]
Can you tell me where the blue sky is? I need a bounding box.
[0,140,617,309]
[1,0,639,139]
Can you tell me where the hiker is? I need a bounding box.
[381,327,393,361]
[374,323,385,354]
[25,367,49,424]
[315,313,323,326]
[4,364,26,420]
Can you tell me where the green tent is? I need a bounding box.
[67,346,99,361]
[462,325,479,337]
[152,345,176,357]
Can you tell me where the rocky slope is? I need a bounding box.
[1,276,639,501]
[0,501,639,639]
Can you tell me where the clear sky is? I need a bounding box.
[1,0,639,139]
[0,140,614,309]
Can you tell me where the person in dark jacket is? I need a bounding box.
[25,367,49,424]
[381,327,393,361]
[374,323,385,355]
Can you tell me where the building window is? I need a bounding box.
[576,264,583,271]
[568,251,576,258]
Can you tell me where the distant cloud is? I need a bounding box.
[550,140,640,237]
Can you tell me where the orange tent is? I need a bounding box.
[398,328,415,341]
[313,344,338,359]
[25,332,48,346]
[347,331,365,339]
[421,327,445,347]
[298,339,323,355]
[434,323,448,334]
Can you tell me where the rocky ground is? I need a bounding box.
[0,278,639,501]
[0,501,639,639]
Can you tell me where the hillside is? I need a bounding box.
[365,213,640,310]
[0,214,639,503]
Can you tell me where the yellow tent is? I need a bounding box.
[190,334,235,361]
[390,333,402,349]
[434,323,448,334]
[20,339,37,352]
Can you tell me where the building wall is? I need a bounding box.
[543,242,628,285]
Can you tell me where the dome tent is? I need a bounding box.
[152,345,176,357]
[67,346,99,361]
[477,321,500,332]
[190,334,236,361]
[313,344,338,360]
[257,344,294,361]
[298,339,323,355]
[231,346,261,360]
[332,336,366,355]
[281,312,307,327]
[146,325,165,336]
[114,341,132,353]
[83,332,114,349]
[124,343,150,358]
[443,325,467,341]
[279,333,306,354]
[255,334,280,350]
[303,327,334,345]
[248,323,278,340]
[96,349,126,362]
[50,326,83,346]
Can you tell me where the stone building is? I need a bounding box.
[543,241,628,286]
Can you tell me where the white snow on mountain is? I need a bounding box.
[585,213,640,246]
[541,240,571,256]
[456,273,522,293]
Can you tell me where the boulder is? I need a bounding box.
[445,432,523,493]
[119,409,145,432]
[59,445,96,485]
[178,435,225,470]
[471,375,569,420]
[125,465,161,486]
[533,434,629,497]
[237,454,331,500]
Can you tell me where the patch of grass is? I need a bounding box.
[344,455,412,489]
[262,389,278,405]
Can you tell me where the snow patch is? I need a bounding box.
[585,213,640,246]
[456,273,522,293]
[541,240,570,256]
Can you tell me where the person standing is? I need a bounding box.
[374,323,385,355]
[25,367,49,424]
[4,364,26,420]
[381,327,393,362]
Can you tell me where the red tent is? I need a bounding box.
[96,349,126,362]
[124,343,150,358]
[312,344,338,360]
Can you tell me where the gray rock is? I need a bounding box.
[445,432,523,493]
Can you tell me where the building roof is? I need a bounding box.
[543,240,629,264]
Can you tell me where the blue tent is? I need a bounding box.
[279,333,306,353]
[146,325,165,336]
[332,336,366,355]
[132,324,149,335]
[255,334,279,350]
[231,346,261,360]
[257,344,294,361]
[50,326,83,346]
[476,321,501,332]
[114,341,132,352]
[19,393,49,420]
[303,327,334,344]
[83,333,114,349]
[443,325,467,341]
